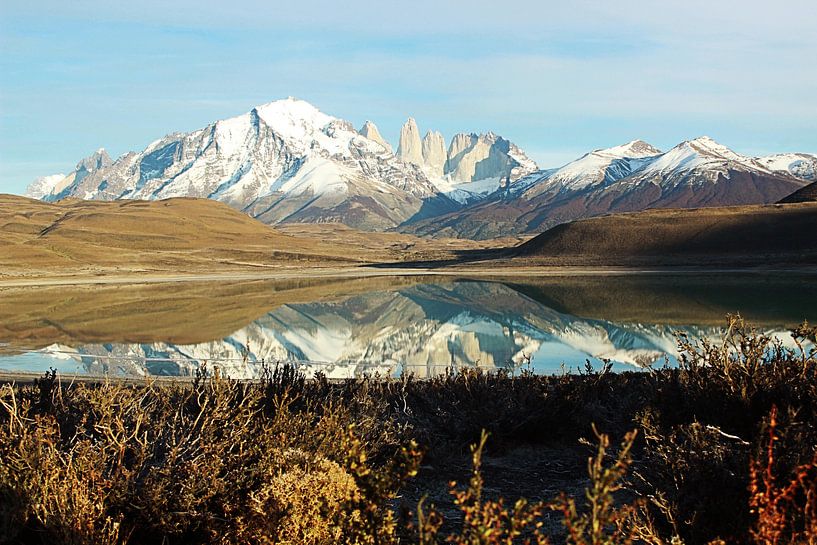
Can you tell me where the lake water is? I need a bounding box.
[1,274,814,378]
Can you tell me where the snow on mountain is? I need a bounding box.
[758,153,817,181]
[628,136,773,185]
[29,98,457,231]
[432,176,510,205]
[25,174,66,199]
[399,136,810,240]
[524,139,662,197]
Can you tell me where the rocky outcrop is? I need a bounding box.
[33,148,113,201]
[358,120,391,153]
[444,132,538,183]
[397,123,537,187]
[78,148,112,173]
[421,131,447,178]
[446,133,477,170]
[396,117,423,166]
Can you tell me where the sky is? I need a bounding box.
[1,0,816,195]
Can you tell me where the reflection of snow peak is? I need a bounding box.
[26,282,796,378]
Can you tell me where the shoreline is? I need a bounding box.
[2,264,817,287]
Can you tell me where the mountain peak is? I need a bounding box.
[421,130,447,178]
[397,117,423,165]
[683,135,739,158]
[253,97,336,136]
[595,139,662,159]
[76,148,112,172]
[358,120,392,152]
[689,135,717,144]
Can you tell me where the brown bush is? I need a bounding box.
[0,318,815,544]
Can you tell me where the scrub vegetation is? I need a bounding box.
[1,316,816,544]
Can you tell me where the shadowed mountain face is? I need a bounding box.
[513,202,817,266]
[2,277,812,379]
[780,181,817,203]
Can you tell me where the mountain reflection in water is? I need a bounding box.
[0,276,814,378]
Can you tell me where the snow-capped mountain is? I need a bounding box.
[25,101,814,239]
[758,153,817,181]
[26,174,67,200]
[401,136,811,239]
[26,98,538,231]
[29,99,461,231]
[25,148,112,200]
[523,139,662,197]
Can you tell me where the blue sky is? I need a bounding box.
[1,0,815,194]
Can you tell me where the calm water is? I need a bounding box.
[0,274,814,378]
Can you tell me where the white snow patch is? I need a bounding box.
[432,175,503,203]
[213,112,253,158]
[25,174,66,199]
[273,156,349,196]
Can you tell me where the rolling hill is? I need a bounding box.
[513,202,817,266]
[780,181,817,203]
[0,194,505,280]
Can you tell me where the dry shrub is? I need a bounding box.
[551,426,640,545]
[415,429,550,545]
[414,427,641,545]
[247,449,358,545]
[0,368,415,545]
[0,385,123,545]
[749,406,817,545]
[1,318,816,544]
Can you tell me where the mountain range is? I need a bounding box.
[403,137,814,238]
[27,98,815,239]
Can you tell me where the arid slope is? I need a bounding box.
[780,181,817,203]
[0,195,497,279]
[513,202,817,266]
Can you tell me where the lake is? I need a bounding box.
[1,274,815,378]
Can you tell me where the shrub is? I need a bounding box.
[0,318,815,544]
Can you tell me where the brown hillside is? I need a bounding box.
[0,194,364,278]
[779,181,817,203]
[514,202,817,266]
[0,195,506,280]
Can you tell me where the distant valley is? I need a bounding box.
[2,193,816,284]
